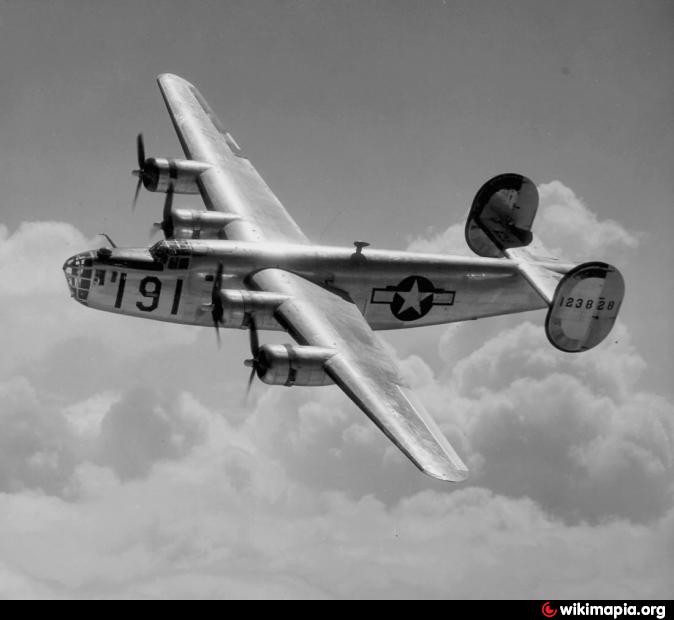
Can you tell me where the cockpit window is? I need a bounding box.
[150,240,194,262]
[149,241,168,263]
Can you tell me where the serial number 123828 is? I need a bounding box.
[559,297,616,311]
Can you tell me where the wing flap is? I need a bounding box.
[251,268,468,482]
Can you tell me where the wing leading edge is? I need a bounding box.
[251,269,469,482]
[157,73,309,244]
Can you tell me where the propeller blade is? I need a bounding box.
[243,317,263,404]
[215,262,223,291]
[249,315,259,357]
[211,262,224,348]
[132,134,147,210]
[132,176,142,211]
[161,186,174,238]
[136,133,145,170]
[246,365,256,400]
[213,265,224,308]
[163,186,174,220]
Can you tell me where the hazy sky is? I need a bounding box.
[0,0,672,599]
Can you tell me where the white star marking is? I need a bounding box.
[397,279,433,315]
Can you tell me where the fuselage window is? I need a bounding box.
[95,269,106,286]
[111,271,118,284]
[167,256,190,270]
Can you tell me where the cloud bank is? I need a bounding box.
[0,191,671,598]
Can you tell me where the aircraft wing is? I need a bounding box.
[250,268,469,482]
[157,73,309,244]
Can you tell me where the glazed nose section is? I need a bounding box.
[63,251,96,305]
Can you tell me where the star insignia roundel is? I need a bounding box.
[370,275,456,322]
[391,276,436,321]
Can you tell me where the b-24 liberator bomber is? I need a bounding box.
[64,74,624,482]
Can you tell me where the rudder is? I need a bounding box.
[546,262,625,352]
[465,173,538,258]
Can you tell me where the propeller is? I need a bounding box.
[148,182,176,239]
[243,315,264,400]
[131,133,147,210]
[211,262,224,347]
[209,264,265,400]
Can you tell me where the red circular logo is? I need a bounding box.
[541,602,558,618]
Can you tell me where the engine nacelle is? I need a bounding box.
[141,158,211,194]
[171,209,239,239]
[255,344,336,387]
[217,289,290,331]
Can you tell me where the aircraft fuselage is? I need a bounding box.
[64,239,568,332]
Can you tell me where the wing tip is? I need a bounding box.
[423,463,470,483]
[157,73,193,89]
[397,386,469,483]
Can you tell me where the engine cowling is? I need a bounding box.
[215,290,290,331]
[170,209,239,239]
[141,158,211,194]
[255,344,336,387]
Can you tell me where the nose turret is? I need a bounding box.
[63,251,96,305]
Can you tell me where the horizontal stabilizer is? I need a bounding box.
[546,262,625,352]
[505,246,565,303]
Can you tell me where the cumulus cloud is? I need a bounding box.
[0,378,212,497]
[243,385,424,500]
[406,223,469,255]
[240,320,673,525]
[0,561,67,600]
[438,323,674,524]
[0,377,79,495]
[0,455,672,598]
[0,364,671,598]
[536,181,639,259]
[96,387,209,480]
[0,217,671,599]
[0,222,89,297]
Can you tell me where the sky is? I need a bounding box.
[0,0,672,599]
